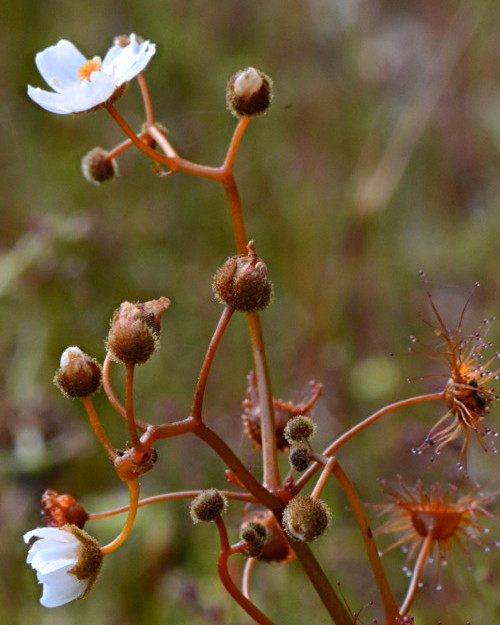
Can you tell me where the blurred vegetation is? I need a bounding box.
[2,0,500,623]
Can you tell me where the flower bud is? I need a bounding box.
[284,415,317,444]
[288,444,311,472]
[241,510,293,564]
[282,496,331,543]
[41,489,89,529]
[81,148,118,184]
[240,521,268,557]
[213,241,273,312]
[106,297,170,365]
[54,347,102,398]
[190,489,228,523]
[226,67,273,117]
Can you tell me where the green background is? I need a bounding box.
[1,1,500,623]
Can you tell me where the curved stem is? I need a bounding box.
[293,392,445,494]
[330,460,400,622]
[400,533,434,615]
[101,478,140,555]
[102,354,150,431]
[193,421,281,511]
[287,540,354,625]
[136,73,155,125]
[125,363,144,451]
[247,312,280,490]
[223,116,252,172]
[242,556,257,599]
[191,306,235,422]
[81,396,117,461]
[215,516,278,625]
[88,488,256,520]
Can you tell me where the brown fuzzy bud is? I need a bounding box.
[213,241,273,312]
[190,489,228,523]
[282,496,331,543]
[241,510,293,563]
[54,347,102,398]
[240,521,268,557]
[288,444,311,472]
[81,148,118,184]
[41,489,89,529]
[226,67,273,117]
[284,415,317,444]
[106,297,170,365]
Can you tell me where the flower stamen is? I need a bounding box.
[78,57,102,82]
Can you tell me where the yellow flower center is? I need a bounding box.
[78,57,102,82]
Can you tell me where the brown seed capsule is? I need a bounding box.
[190,489,228,523]
[213,241,273,312]
[226,67,273,117]
[106,297,170,365]
[41,489,89,529]
[282,496,331,543]
[284,415,317,444]
[81,148,118,184]
[54,347,102,398]
[289,444,311,472]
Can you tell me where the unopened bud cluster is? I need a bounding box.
[282,495,331,543]
[82,148,118,184]
[54,347,102,398]
[226,67,273,117]
[190,489,228,523]
[240,521,268,557]
[106,297,170,365]
[213,242,273,312]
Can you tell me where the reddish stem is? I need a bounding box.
[82,396,117,461]
[400,533,434,616]
[191,306,234,422]
[88,488,256,520]
[293,392,445,494]
[215,516,278,625]
[101,478,140,555]
[136,73,155,125]
[125,363,145,452]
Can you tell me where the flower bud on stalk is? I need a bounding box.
[213,242,273,312]
[288,444,311,472]
[226,67,273,117]
[190,489,228,523]
[284,415,317,444]
[41,489,89,529]
[54,347,102,398]
[106,297,170,365]
[81,148,118,184]
[283,496,331,543]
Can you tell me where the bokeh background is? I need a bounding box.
[1,0,500,623]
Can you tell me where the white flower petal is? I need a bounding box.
[61,73,117,111]
[35,40,87,92]
[102,34,155,84]
[30,546,77,574]
[37,567,88,608]
[24,527,75,544]
[27,86,75,114]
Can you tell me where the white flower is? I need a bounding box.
[24,525,103,607]
[27,34,156,114]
